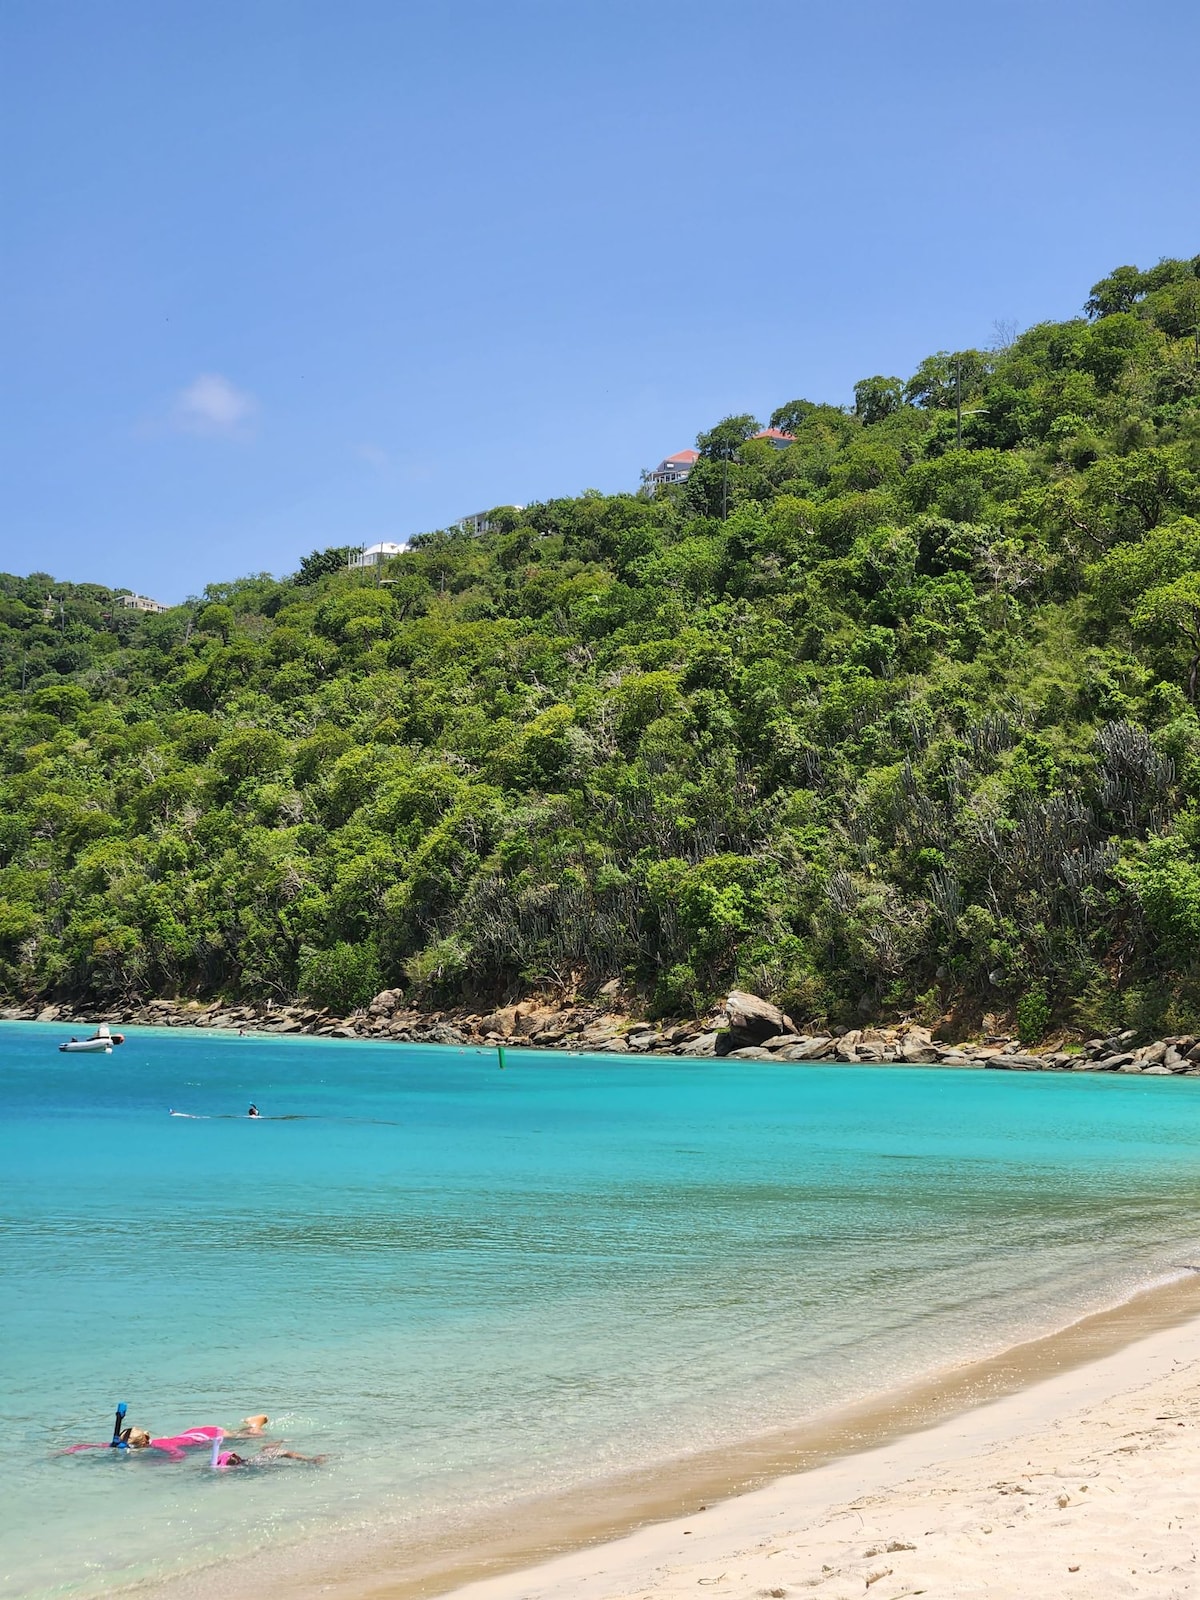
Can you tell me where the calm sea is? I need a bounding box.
[4,1023,1200,1598]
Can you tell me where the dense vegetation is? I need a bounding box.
[4,256,1200,1037]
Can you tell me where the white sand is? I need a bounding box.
[444,1315,1200,1600]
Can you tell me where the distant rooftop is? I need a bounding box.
[348,541,409,568]
[646,448,699,488]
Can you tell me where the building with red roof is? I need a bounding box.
[646,448,699,488]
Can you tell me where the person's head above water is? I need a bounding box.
[247,1105,259,1117]
[124,1427,152,1449]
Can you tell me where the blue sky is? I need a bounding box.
[2,0,1198,603]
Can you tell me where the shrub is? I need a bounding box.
[1015,985,1052,1042]
[299,940,382,1013]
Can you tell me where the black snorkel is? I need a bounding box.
[110,1401,128,1449]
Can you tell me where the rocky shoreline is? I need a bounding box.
[6,986,1200,1077]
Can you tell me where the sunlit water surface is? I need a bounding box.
[4,1024,1200,1597]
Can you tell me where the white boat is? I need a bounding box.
[58,1024,124,1055]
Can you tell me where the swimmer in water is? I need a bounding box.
[122,1414,270,1449]
[216,1444,325,1468]
[247,1104,259,1117]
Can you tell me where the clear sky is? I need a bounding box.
[2,0,1198,603]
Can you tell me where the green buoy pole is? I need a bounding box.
[497,1044,507,1070]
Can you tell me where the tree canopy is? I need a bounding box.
[3,253,1200,1040]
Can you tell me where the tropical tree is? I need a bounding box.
[853,376,904,425]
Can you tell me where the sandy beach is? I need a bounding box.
[433,1300,1200,1600]
[151,1277,1200,1600]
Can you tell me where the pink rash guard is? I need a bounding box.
[64,1425,224,1459]
[148,1427,223,1460]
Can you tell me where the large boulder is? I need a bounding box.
[368,988,404,1018]
[1094,1052,1135,1071]
[722,990,795,1051]
[480,1005,520,1036]
[779,1036,834,1061]
[424,1022,467,1046]
[514,1004,557,1038]
[897,1040,938,1063]
[677,1030,720,1056]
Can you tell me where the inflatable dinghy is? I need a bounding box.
[59,1024,124,1054]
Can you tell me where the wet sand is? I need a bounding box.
[155,1273,1200,1600]
[435,1275,1200,1600]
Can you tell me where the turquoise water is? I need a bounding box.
[5,1023,1200,1598]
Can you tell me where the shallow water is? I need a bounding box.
[4,1024,1200,1598]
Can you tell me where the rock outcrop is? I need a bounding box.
[717,990,796,1054]
[5,990,1200,1080]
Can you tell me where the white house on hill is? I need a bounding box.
[117,592,166,613]
[348,541,409,568]
[458,506,525,535]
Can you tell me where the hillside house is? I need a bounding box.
[458,506,525,536]
[117,592,166,613]
[751,428,795,449]
[348,541,409,568]
[646,449,699,488]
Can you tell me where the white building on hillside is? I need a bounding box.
[458,507,524,535]
[646,448,699,488]
[348,541,409,568]
[117,592,167,613]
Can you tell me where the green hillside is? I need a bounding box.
[4,255,1200,1039]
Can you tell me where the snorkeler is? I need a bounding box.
[65,1407,274,1458]
[124,1425,223,1457]
[65,1424,222,1458]
[247,1104,260,1117]
[126,1416,271,1445]
[215,1443,325,1468]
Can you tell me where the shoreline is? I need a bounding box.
[437,1280,1200,1600]
[9,1003,1200,1079]
[138,1271,1200,1600]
